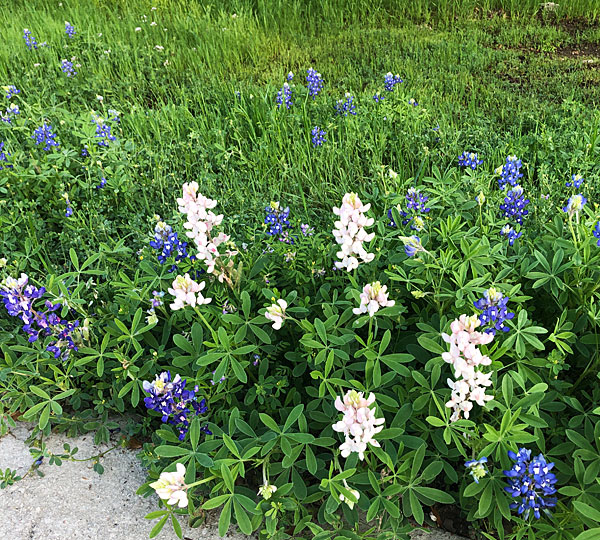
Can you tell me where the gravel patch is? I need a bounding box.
[0,422,467,540]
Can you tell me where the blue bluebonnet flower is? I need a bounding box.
[264,201,291,239]
[563,194,587,218]
[404,236,423,257]
[142,371,211,440]
[276,82,293,109]
[499,185,530,225]
[94,121,116,147]
[504,448,557,520]
[497,156,523,189]
[151,290,165,308]
[81,145,89,157]
[253,354,260,366]
[96,177,107,189]
[306,68,324,99]
[465,457,488,483]
[65,21,76,38]
[311,126,326,147]
[474,288,515,334]
[500,224,521,246]
[593,222,600,247]
[566,174,584,188]
[373,92,384,103]
[149,221,190,270]
[23,29,38,50]
[63,193,73,217]
[388,187,431,229]
[0,141,12,170]
[287,71,294,81]
[1,273,80,361]
[408,98,418,107]
[61,59,77,77]
[458,152,483,170]
[5,85,20,99]
[108,109,121,123]
[384,72,403,92]
[300,223,314,236]
[6,103,20,117]
[210,370,226,385]
[334,93,356,116]
[32,124,59,151]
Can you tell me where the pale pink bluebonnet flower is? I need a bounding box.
[265,299,287,330]
[353,281,395,317]
[442,315,494,422]
[177,182,237,284]
[149,463,188,507]
[168,273,211,310]
[333,390,385,460]
[332,193,375,271]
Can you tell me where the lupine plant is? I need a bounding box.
[1,14,600,540]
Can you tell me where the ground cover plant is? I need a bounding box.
[1,1,600,539]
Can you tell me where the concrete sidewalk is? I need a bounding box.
[0,422,468,540]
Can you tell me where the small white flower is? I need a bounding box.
[154,45,164,51]
[258,482,277,500]
[0,258,7,268]
[96,95,103,102]
[135,27,142,32]
[150,21,157,26]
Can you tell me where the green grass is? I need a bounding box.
[0,0,599,268]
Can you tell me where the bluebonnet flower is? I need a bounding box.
[497,156,523,189]
[384,72,403,92]
[276,82,293,109]
[0,141,12,170]
[300,223,314,236]
[65,21,76,38]
[474,288,515,334]
[1,274,80,361]
[465,457,488,483]
[142,371,211,440]
[23,29,38,50]
[149,222,190,269]
[334,93,356,116]
[563,194,586,218]
[253,354,260,366]
[373,92,384,103]
[264,201,291,239]
[593,222,600,247]
[61,59,77,77]
[458,152,483,170]
[408,98,418,107]
[499,185,530,225]
[32,124,59,151]
[287,71,294,81]
[311,126,326,147]
[504,448,557,520]
[151,290,164,308]
[81,145,89,157]
[5,85,20,99]
[6,103,20,117]
[63,193,73,217]
[96,177,107,189]
[500,224,521,246]
[108,109,121,123]
[210,370,226,385]
[404,236,424,257]
[388,187,431,229]
[306,68,324,99]
[94,121,116,147]
[566,174,584,188]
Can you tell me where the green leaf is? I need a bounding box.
[30,385,51,400]
[218,499,233,537]
[171,514,183,539]
[221,463,235,493]
[573,501,600,522]
[259,413,281,433]
[39,404,50,430]
[154,445,191,458]
[149,515,168,539]
[574,529,600,540]
[202,494,231,510]
[283,404,304,432]
[234,499,253,534]
[413,486,454,504]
